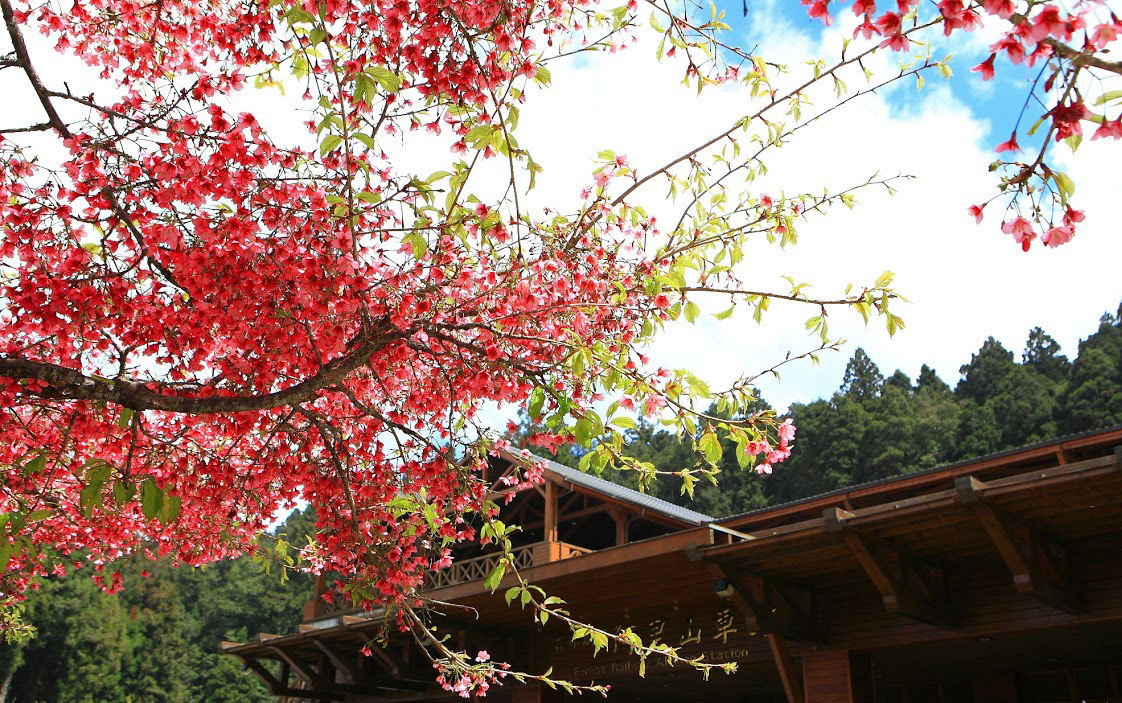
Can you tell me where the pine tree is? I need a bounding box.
[1022,327,1071,383]
[839,348,884,400]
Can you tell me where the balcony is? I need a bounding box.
[303,540,592,622]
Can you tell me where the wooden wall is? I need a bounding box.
[804,651,854,703]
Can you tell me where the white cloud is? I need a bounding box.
[511,21,1122,413]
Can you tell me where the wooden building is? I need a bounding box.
[223,427,1122,703]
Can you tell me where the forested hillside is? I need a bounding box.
[0,509,317,703]
[526,304,1122,519]
[2,305,1120,703]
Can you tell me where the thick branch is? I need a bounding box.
[0,320,401,413]
[1043,38,1122,75]
[0,0,71,136]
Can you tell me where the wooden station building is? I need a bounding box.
[223,426,1122,703]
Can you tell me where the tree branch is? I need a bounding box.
[0,319,402,413]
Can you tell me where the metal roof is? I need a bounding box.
[529,453,714,526]
[713,423,1122,525]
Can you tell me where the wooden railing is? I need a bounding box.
[304,540,592,621]
[423,543,534,590]
[423,540,592,590]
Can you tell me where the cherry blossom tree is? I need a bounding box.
[0,0,1119,692]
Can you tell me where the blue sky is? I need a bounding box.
[708,0,1038,146]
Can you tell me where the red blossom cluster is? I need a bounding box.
[803,0,1122,251]
[0,0,680,621]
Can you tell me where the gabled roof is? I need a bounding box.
[534,454,714,525]
[500,449,712,526]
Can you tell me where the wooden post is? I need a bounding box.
[767,633,804,703]
[608,506,629,546]
[544,480,558,544]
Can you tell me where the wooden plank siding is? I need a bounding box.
[803,650,853,703]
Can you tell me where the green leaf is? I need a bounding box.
[874,270,895,288]
[714,304,735,320]
[79,483,103,519]
[610,416,636,430]
[528,387,545,419]
[21,453,47,477]
[319,134,342,156]
[590,631,609,655]
[113,480,131,506]
[367,66,402,93]
[505,586,521,605]
[684,301,700,323]
[1052,171,1076,203]
[402,232,428,259]
[484,563,506,592]
[160,495,182,525]
[699,431,722,465]
[1094,90,1122,106]
[574,418,593,446]
[0,540,11,573]
[534,66,551,86]
[140,478,163,520]
[84,461,112,484]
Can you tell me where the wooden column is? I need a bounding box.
[767,633,804,703]
[543,480,558,544]
[608,506,630,546]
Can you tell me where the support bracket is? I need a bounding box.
[824,507,957,627]
[955,476,1082,614]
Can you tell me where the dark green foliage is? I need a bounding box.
[3,509,315,703]
[840,348,884,400]
[1059,312,1122,433]
[1022,327,1071,383]
[956,337,1017,403]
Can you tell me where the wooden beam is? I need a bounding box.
[241,657,344,701]
[268,645,327,688]
[521,502,613,530]
[690,547,820,642]
[714,430,1122,533]
[368,642,403,679]
[543,480,558,543]
[767,633,804,703]
[242,656,283,691]
[312,638,358,681]
[824,507,956,627]
[955,476,1082,614]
